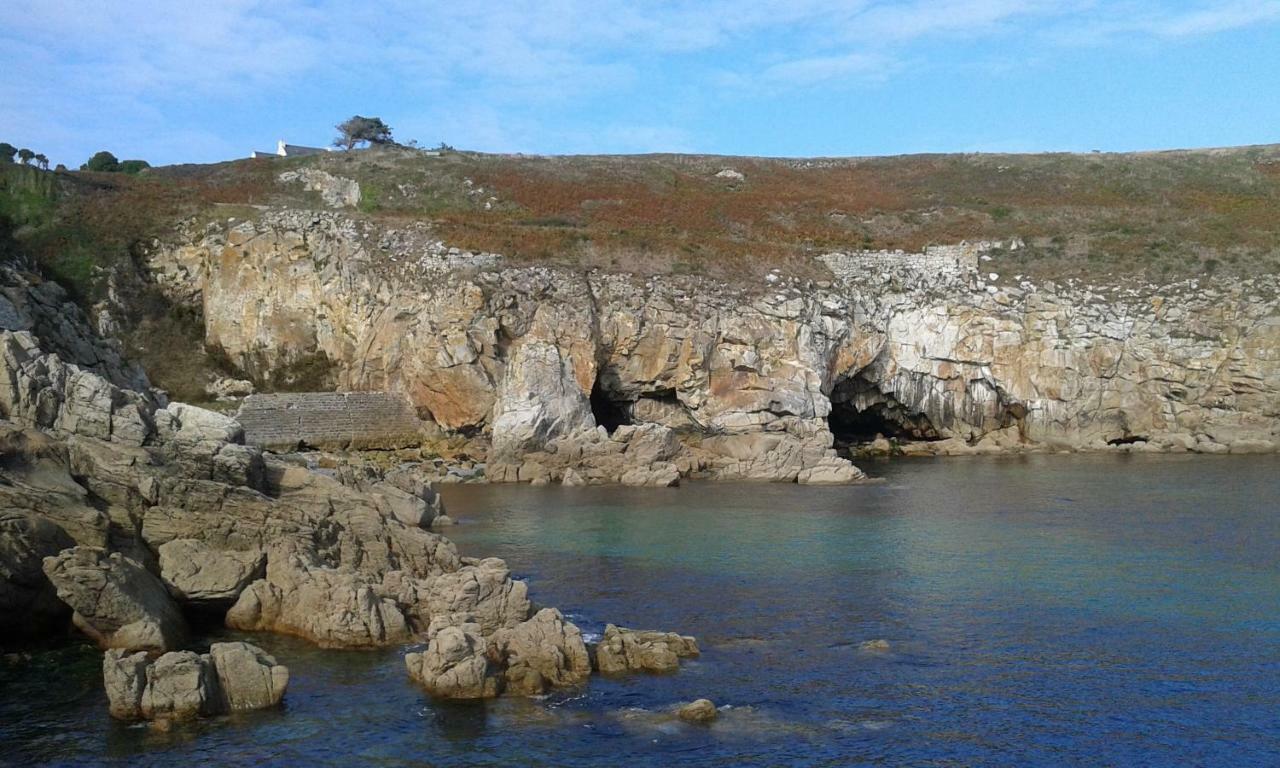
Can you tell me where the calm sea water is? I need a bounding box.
[2,454,1278,767]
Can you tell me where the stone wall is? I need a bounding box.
[235,392,426,451]
[819,241,990,285]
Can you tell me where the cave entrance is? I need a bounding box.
[590,375,633,434]
[828,375,939,452]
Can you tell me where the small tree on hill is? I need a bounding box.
[82,151,120,172]
[334,116,393,150]
[118,159,150,175]
[0,143,16,163]
[34,153,48,170]
[17,148,35,165]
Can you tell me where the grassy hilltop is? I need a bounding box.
[5,143,1280,294]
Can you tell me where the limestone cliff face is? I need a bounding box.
[144,210,1280,478]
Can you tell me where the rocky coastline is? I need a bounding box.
[132,206,1278,487]
[0,266,698,723]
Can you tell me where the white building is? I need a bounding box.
[251,140,332,159]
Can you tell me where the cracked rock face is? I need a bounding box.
[158,539,264,605]
[42,547,188,653]
[594,624,701,675]
[143,212,1278,470]
[404,621,501,699]
[493,607,592,696]
[103,641,288,721]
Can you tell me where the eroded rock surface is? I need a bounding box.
[594,624,701,675]
[42,547,187,652]
[103,640,287,720]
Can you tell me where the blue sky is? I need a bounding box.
[3,1,1279,167]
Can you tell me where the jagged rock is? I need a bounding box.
[158,539,264,605]
[209,641,289,711]
[41,547,187,652]
[594,624,700,674]
[391,557,530,636]
[278,169,361,208]
[404,621,501,699]
[0,423,109,548]
[0,510,74,641]
[493,608,591,695]
[142,213,1280,467]
[104,641,288,720]
[676,698,718,723]
[226,552,411,648]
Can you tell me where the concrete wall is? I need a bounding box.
[236,392,426,451]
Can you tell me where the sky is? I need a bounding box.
[2,0,1279,167]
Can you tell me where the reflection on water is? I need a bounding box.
[2,454,1278,766]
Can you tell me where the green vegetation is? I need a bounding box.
[0,143,16,163]
[82,151,119,172]
[81,151,150,174]
[334,115,394,150]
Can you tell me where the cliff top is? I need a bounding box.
[5,142,1280,294]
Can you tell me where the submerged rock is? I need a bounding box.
[676,698,718,724]
[594,624,700,674]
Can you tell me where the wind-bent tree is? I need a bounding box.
[334,116,393,150]
[17,148,35,165]
[34,153,49,170]
[0,143,16,163]
[82,151,120,172]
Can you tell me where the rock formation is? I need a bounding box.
[594,625,701,674]
[42,547,188,652]
[404,620,501,699]
[492,608,592,695]
[103,640,288,721]
[135,209,1277,485]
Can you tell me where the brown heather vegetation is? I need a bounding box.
[3,145,1278,400]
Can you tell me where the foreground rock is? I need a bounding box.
[493,608,591,695]
[404,620,500,699]
[103,641,288,720]
[42,547,187,652]
[405,608,594,699]
[594,624,700,674]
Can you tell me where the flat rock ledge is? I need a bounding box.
[594,624,701,674]
[104,641,288,721]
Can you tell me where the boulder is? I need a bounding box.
[594,624,700,675]
[676,698,718,724]
[103,641,288,720]
[392,557,530,636]
[158,539,264,605]
[493,608,591,695]
[42,547,187,652]
[140,650,218,721]
[227,553,411,648]
[209,641,289,711]
[405,621,501,699]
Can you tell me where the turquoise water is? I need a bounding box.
[2,454,1278,766]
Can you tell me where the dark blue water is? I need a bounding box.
[3,454,1278,766]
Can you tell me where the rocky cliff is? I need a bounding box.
[140,206,1278,482]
